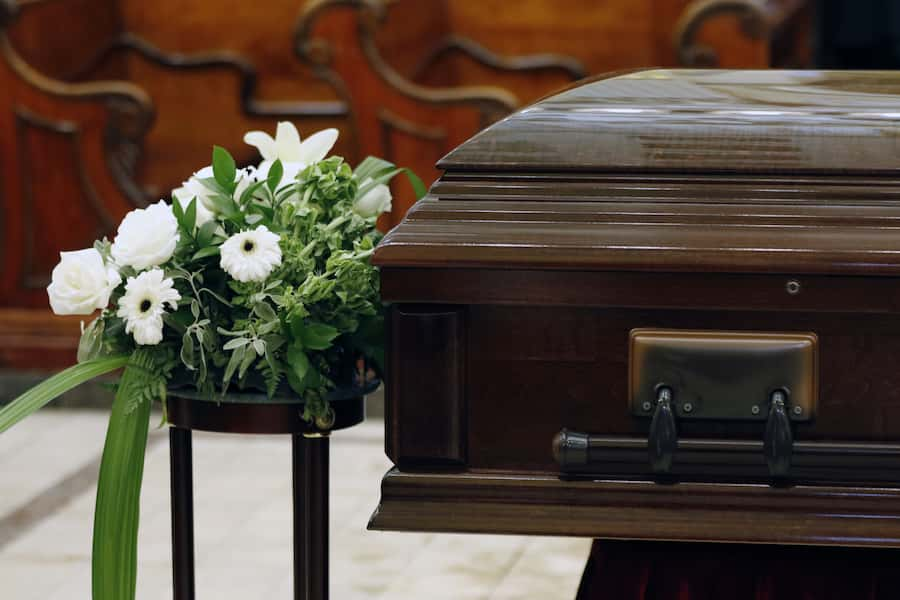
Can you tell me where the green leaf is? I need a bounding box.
[171,195,184,221]
[180,332,195,370]
[205,193,240,220]
[294,321,340,351]
[239,180,268,206]
[356,167,402,198]
[287,344,309,384]
[402,168,427,200]
[223,345,246,389]
[191,246,220,261]
[0,356,129,434]
[92,351,153,600]
[77,317,106,363]
[196,220,218,248]
[223,338,250,351]
[238,346,257,379]
[184,197,197,232]
[354,156,395,182]
[254,301,277,322]
[266,159,284,193]
[197,177,230,196]
[212,146,236,190]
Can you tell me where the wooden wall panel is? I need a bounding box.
[6,0,122,79]
[434,0,771,103]
[119,0,335,102]
[0,20,152,367]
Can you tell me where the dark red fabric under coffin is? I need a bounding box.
[577,540,900,600]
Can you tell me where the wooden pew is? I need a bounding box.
[294,0,586,228]
[0,0,152,368]
[8,0,351,200]
[674,0,812,68]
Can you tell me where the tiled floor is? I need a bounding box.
[0,410,591,599]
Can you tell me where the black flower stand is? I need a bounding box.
[164,385,372,600]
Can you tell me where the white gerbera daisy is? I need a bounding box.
[220,226,282,283]
[117,269,181,346]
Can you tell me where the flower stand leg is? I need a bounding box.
[293,433,330,600]
[169,427,195,600]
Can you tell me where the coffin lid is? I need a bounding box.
[375,69,900,277]
[439,69,900,175]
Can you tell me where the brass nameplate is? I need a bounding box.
[629,329,818,422]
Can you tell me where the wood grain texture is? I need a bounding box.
[0,19,151,367]
[386,306,466,467]
[370,468,900,547]
[376,178,900,276]
[295,0,520,229]
[373,70,900,546]
[439,69,900,174]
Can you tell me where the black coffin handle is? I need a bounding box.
[764,390,793,478]
[554,387,805,483]
[552,431,900,485]
[648,387,677,474]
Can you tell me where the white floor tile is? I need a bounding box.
[0,412,590,599]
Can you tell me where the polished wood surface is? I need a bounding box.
[373,70,900,546]
[382,304,900,471]
[9,0,349,198]
[294,0,563,228]
[0,1,151,367]
[378,70,900,275]
[439,69,900,174]
[370,469,900,546]
[376,179,900,276]
[387,306,466,467]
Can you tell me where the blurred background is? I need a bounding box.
[3,0,900,382]
[3,1,900,598]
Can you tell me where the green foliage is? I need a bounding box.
[67,146,417,425]
[92,349,157,600]
[212,145,237,191]
[297,156,358,215]
[0,356,129,435]
[2,133,425,600]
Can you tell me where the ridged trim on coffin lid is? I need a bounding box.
[438,69,900,176]
[373,174,900,276]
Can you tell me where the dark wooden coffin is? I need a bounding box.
[369,69,900,548]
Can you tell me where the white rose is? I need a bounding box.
[111,200,179,270]
[47,249,120,315]
[353,181,392,218]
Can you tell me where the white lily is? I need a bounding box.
[243,122,338,187]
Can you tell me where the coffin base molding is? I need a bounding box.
[369,468,900,547]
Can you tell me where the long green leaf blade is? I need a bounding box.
[0,356,129,434]
[402,168,427,200]
[92,350,154,600]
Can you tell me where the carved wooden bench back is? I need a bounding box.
[0,0,153,367]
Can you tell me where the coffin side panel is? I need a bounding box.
[466,305,900,472]
[386,305,466,468]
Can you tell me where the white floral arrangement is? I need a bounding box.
[0,122,422,600]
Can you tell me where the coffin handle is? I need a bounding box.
[763,389,793,478]
[648,386,678,474]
